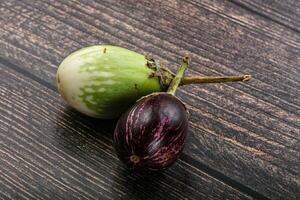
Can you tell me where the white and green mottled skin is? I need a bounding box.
[56,45,163,118]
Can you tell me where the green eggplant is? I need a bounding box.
[57,45,251,119]
[57,45,174,118]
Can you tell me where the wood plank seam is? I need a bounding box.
[185,0,300,48]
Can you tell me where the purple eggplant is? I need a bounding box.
[114,92,188,171]
[113,56,251,171]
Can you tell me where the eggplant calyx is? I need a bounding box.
[145,55,174,91]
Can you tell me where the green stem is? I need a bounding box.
[167,56,190,95]
[180,75,251,85]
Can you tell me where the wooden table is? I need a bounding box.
[1,1,299,199]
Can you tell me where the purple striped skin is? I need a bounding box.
[113,92,188,172]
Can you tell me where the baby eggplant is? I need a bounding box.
[113,57,190,171]
[57,45,251,119]
[114,92,188,171]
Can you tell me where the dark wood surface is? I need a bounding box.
[0,0,299,199]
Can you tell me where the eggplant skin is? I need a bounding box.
[114,93,188,171]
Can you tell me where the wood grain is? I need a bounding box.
[231,0,300,33]
[0,0,299,199]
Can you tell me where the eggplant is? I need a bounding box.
[57,45,250,119]
[114,92,188,171]
[56,45,173,119]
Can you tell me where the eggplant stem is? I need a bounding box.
[167,56,190,95]
[180,75,251,85]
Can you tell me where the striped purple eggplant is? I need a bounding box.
[113,92,188,171]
